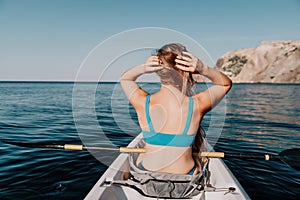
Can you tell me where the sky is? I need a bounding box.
[0,0,299,81]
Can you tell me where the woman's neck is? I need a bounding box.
[159,84,186,100]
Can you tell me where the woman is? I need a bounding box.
[121,43,231,175]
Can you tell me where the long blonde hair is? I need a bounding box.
[156,43,205,157]
[155,43,196,96]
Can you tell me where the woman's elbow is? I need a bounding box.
[120,71,128,81]
[225,79,232,94]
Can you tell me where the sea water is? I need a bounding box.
[0,82,299,199]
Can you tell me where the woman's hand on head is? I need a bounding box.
[143,56,164,73]
[175,52,206,74]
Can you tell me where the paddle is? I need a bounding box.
[2,140,299,170]
[1,140,146,153]
[197,149,300,170]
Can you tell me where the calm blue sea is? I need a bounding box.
[0,82,299,200]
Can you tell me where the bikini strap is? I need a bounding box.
[145,95,155,132]
[182,97,193,135]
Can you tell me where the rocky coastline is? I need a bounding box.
[213,40,300,83]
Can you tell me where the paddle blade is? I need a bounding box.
[1,140,65,149]
[279,148,300,170]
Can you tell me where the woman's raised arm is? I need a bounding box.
[120,56,163,108]
[196,65,232,113]
[175,52,232,113]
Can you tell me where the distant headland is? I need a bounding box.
[214,40,300,83]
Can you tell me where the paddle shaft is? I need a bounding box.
[1,141,147,153]
[3,140,281,159]
[3,140,299,168]
[61,144,147,153]
[3,141,278,159]
[197,152,280,160]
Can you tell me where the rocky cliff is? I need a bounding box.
[215,40,300,83]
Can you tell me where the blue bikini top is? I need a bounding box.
[142,95,196,147]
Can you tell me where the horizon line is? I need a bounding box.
[0,80,298,85]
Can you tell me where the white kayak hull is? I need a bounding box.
[85,134,250,200]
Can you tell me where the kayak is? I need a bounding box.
[85,133,250,200]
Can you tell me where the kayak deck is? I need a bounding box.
[85,134,250,200]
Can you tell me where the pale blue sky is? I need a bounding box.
[0,0,299,81]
